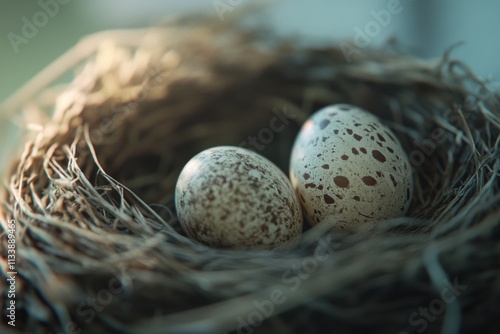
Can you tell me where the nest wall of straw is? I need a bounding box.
[1,15,499,334]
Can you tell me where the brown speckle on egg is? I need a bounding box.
[319,119,330,130]
[362,176,377,186]
[390,174,398,187]
[372,150,387,162]
[324,194,335,204]
[334,176,350,188]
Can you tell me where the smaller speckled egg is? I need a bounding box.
[290,104,413,231]
[175,146,303,249]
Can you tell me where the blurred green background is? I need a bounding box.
[1,0,499,168]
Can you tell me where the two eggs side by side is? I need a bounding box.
[174,104,414,249]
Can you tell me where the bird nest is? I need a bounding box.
[1,14,499,334]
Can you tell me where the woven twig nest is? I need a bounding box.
[1,14,499,334]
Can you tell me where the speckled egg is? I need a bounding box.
[175,146,303,249]
[290,104,413,231]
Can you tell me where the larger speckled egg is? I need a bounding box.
[175,146,303,249]
[290,104,413,231]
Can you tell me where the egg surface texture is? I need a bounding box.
[290,104,413,231]
[175,146,303,249]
